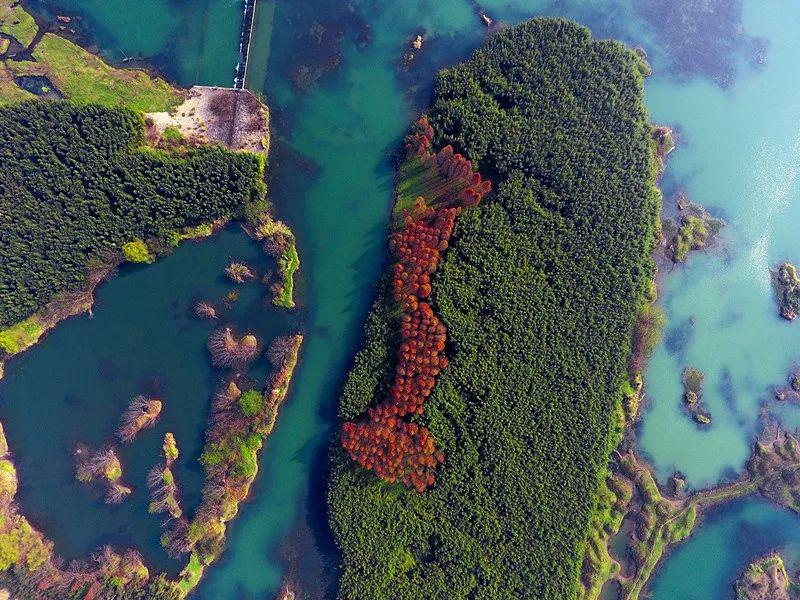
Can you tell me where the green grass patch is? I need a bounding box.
[178,553,204,594]
[578,474,633,599]
[665,505,696,542]
[0,316,44,355]
[273,243,299,308]
[122,239,155,263]
[0,64,33,105]
[167,222,215,246]
[162,125,183,143]
[7,33,182,111]
[238,390,264,417]
[0,3,38,47]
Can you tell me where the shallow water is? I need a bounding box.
[25,0,244,87]
[13,0,800,597]
[0,228,295,571]
[650,498,800,599]
[637,0,800,488]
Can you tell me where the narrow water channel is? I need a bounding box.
[11,0,800,597]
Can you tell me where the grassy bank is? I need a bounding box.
[0,1,37,48]
[1,2,181,111]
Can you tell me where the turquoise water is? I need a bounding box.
[639,0,800,488]
[26,0,244,86]
[650,498,800,599]
[0,228,295,571]
[12,0,800,597]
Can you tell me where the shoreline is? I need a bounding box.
[0,217,229,381]
[0,3,304,597]
[586,119,800,600]
[177,333,304,594]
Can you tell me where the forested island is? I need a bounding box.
[328,18,661,599]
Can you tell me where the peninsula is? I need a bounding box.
[0,2,303,597]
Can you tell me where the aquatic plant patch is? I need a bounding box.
[772,262,800,321]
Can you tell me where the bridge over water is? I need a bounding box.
[234,0,258,90]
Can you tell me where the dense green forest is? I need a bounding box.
[328,18,660,600]
[0,101,265,328]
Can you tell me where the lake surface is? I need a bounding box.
[649,498,800,599]
[0,227,296,572]
[10,0,800,597]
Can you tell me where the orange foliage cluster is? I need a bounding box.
[404,116,492,208]
[342,117,491,493]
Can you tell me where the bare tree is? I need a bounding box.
[207,328,260,370]
[116,396,162,443]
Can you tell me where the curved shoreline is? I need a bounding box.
[0,3,304,597]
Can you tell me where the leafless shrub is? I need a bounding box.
[225,261,255,284]
[207,327,260,370]
[194,301,218,319]
[117,396,162,443]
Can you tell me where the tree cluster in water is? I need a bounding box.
[328,18,660,600]
[0,102,265,329]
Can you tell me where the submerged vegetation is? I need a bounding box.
[582,424,800,599]
[329,18,661,599]
[147,433,183,520]
[0,424,180,599]
[772,262,800,321]
[193,301,218,320]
